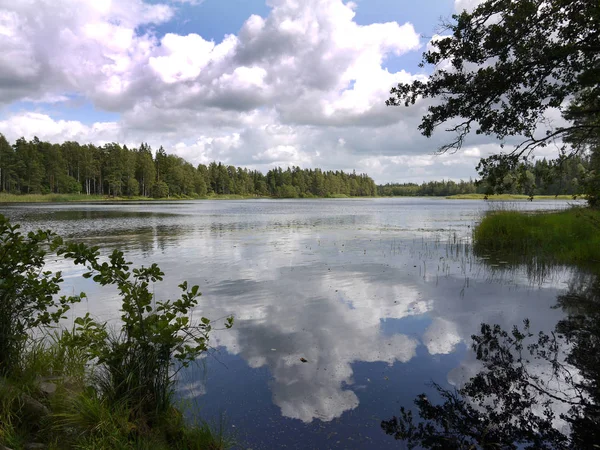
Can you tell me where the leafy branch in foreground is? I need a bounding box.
[59,242,234,422]
[387,0,599,155]
[387,0,599,204]
[0,215,83,376]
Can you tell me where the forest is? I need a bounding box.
[0,135,377,199]
[378,155,592,197]
[0,134,591,200]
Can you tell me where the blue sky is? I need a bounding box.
[0,0,492,183]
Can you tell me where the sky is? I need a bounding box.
[0,0,511,183]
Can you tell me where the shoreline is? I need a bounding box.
[445,194,582,201]
[0,193,584,204]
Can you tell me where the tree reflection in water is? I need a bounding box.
[382,272,600,449]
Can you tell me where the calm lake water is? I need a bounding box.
[0,198,585,449]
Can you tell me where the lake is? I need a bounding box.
[0,198,584,449]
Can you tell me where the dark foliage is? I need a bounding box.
[386,0,599,204]
[382,273,600,449]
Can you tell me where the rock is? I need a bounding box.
[0,379,50,421]
[24,444,46,450]
[19,393,50,420]
[38,382,57,396]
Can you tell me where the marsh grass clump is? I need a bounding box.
[473,207,600,267]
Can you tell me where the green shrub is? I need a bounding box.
[0,216,82,376]
[60,243,233,426]
[0,215,235,449]
[150,181,169,198]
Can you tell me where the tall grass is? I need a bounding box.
[0,192,268,203]
[473,207,600,267]
[0,193,109,203]
[0,334,234,449]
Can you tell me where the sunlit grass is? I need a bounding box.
[473,207,600,267]
[0,193,109,203]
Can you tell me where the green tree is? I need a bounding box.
[387,0,599,201]
[0,134,17,192]
[151,180,169,198]
[14,138,45,194]
[136,143,155,197]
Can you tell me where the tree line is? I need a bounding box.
[0,135,376,198]
[378,154,593,197]
[477,154,592,197]
[378,179,478,197]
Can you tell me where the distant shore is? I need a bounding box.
[0,193,272,203]
[445,194,582,201]
[0,192,585,203]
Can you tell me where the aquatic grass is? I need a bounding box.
[177,418,236,450]
[17,332,88,383]
[473,207,600,267]
[50,388,235,450]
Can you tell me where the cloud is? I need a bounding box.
[454,0,483,12]
[0,0,554,183]
[0,112,119,144]
[0,0,173,107]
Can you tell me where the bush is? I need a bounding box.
[0,215,235,449]
[151,181,169,198]
[59,175,82,194]
[0,216,82,376]
[125,178,139,197]
[60,243,234,426]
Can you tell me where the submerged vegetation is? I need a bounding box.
[0,215,234,449]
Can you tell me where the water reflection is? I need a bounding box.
[203,264,422,423]
[383,270,600,449]
[0,199,583,448]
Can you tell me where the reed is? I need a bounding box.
[473,207,600,267]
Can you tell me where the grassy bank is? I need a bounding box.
[0,216,235,450]
[473,207,600,267]
[0,193,270,203]
[0,193,369,203]
[0,337,232,450]
[447,193,580,200]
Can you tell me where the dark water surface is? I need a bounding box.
[0,198,584,449]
